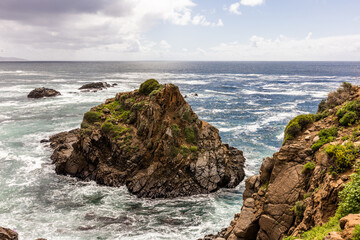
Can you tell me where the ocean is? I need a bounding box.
[0,61,359,240]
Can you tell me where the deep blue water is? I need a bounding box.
[0,61,359,239]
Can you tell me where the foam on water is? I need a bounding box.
[0,61,359,239]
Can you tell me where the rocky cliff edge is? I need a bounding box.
[202,82,360,240]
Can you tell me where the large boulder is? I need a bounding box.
[27,87,61,98]
[50,80,246,198]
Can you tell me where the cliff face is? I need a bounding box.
[50,80,245,198]
[203,83,360,240]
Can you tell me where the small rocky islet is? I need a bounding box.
[27,87,61,98]
[49,79,246,198]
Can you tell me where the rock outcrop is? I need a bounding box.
[201,83,360,240]
[79,82,111,90]
[49,80,245,198]
[27,87,61,98]
[0,227,18,240]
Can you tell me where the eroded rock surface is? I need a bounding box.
[201,84,360,240]
[50,81,245,198]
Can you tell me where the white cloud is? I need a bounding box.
[207,34,360,61]
[240,0,265,7]
[160,40,171,49]
[229,2,241,15]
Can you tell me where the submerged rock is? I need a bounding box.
[27,87,61,98]
[50,79,245,198]
[79,82,111,90]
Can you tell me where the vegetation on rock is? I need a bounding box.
[336,100,360,126]
[84,111,102,123]
[50,79,245,198]
[139,78,161,95]
[302,161,315,174]
[284,114,314,143]
[326,142,360,173]
[354,224,360,240]
[311,127,338,151]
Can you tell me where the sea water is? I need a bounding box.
[0,61,359,240]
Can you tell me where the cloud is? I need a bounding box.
[240,0,265,7]
[0,0,222,56]
[160,40,171,49]
[206,33,360,61]
[229,2,242,15]
[228,0,263,15]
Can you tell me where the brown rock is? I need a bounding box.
[79,82,110,90]
[0,227,18,240]
[27,87,61,98]
[50,82,245,198]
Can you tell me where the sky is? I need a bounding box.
[0,0,359,61]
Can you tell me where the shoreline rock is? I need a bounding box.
[27,87,61,98]
[201,83,360,240]
[49,80,246,198]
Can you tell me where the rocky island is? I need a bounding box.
[49,79,246,198]
[27,87,61,98]
[202,82,360,240]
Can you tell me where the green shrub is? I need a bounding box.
[284,114,314,143]
[84,111,102,123]
[101,121,114,134]
[139,79,161,95]
[81,121,89,128]
[171,124,180,137]
[291,201,306,219]
[183,112,191,122]
[325,143,360,173]
[314,110,330,121]
[120,110,131,121]
[336,100,360,126]
[299,214,341,240]
[339,111,357,126]
[353,225,360,240]
[184,127,196,144]
[149,87,163,97]
[303,193,311,199]
[311,127,338,151]
[180,145,190,157]
[337,171,360,216]
[302,162,315,174]
[190,146,198,152]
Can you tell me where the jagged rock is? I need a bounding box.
[0,227,18,240]
[202,84,360,240]
[49,80,245,198]
[27,87,61,98]
[79,82,111,90]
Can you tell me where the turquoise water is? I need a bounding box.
[0,62,359,239]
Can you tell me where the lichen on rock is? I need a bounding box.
[49,79,245,198]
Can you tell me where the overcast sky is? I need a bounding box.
[0,0,359,61]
